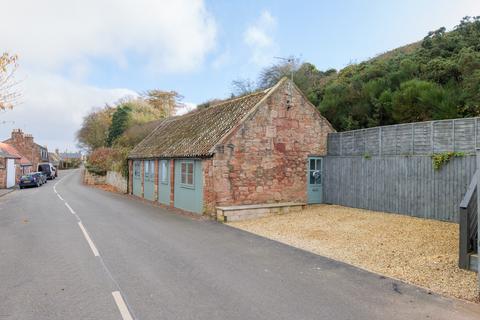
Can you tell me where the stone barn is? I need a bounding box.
[128,78,334,220]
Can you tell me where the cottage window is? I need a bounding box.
[144,160,154,181]
[180,160,194,187]
[134,161,141,177]
[160,160,168,184]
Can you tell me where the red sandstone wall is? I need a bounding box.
[210,81,334,209]
[3,130,47,170]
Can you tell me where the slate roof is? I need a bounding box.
[129,87,273,159]
[59,152,82,159]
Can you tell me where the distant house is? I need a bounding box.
[0,142,32,188]
[128,78,334,216]
[3,129,49,170]
[59,152,83,169]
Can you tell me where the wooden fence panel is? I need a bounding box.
[327,117,480,156]
[323,155,477,222]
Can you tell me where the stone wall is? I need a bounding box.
[83,170,106,185]
[106,171,128,193]
[210,81,334,209]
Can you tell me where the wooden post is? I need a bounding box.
[411,123,415,155]
[431,121,435,154]
[452,120,456,152]
[477,150,480,285]
[154,159,159,202]
[459,168,478,269]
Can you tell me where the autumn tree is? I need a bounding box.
[142,90,183,118]
[0,52,20,110]
[76,106,114,151]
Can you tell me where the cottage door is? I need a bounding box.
[132,160,142,197]
[307,157,322,204]
[6,159,15,188]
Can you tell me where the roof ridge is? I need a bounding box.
[205,88,270,108]
[175,88,271,121]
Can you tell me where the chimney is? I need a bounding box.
[25,134,34,146]
[11,129,23,141]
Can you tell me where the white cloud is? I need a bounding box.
[244,11,278,66]
[0,0,217,151]
[176,102,196,115]
[0,71,136,151]
[0,0,217,74]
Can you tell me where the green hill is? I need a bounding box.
[313,16,480,131]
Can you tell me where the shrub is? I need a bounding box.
[86,147,119,176]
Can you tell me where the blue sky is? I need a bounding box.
[0,0,478,151]
[83,0,480,102]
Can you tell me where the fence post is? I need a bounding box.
[452,120,456,152]
[379,127,382,156]
[431,121,435,154]
[477,149,480,286]
[411,123,415,155]
[459,202,469,269]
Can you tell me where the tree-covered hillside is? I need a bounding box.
[232,16,480,132]
[319,16,480,131]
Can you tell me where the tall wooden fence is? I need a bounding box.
[327,117,480,156]
[323,155,476,222]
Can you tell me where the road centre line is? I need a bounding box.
[55,170,137,320]
[64,202,75,214]
[112,291,134,320]
[78,221,100,257]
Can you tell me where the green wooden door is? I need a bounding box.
[173,159,203,213]
[307,157,323,204]
[144,160,155,201]
[132,160,142,197]
[158,159,170,205]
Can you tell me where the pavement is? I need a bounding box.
[0,169,479,320]
[0,188,15,198]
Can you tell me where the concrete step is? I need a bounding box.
[469,253,478,272]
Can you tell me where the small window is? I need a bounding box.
[144,160,154,181]
[134,161,141,177]
[160,160,168,184]
[180,160,194,187]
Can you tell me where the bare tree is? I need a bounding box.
[231,78,257,96]
[0,52,20,110]
[258,56,300,89]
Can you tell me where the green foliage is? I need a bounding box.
[391,80,444,122]
[316,17,480,131]
[431,152,465,170]
[107,105,132,146]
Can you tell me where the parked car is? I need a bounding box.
[38,163,56,180]
[32,171,47,185]
[19,173,42,188]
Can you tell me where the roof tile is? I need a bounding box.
[129,89,270,158]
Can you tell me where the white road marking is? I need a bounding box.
[112,291,134,320]
[55,170,136,318]
[78,221,100,257]
[64,202,75,214]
